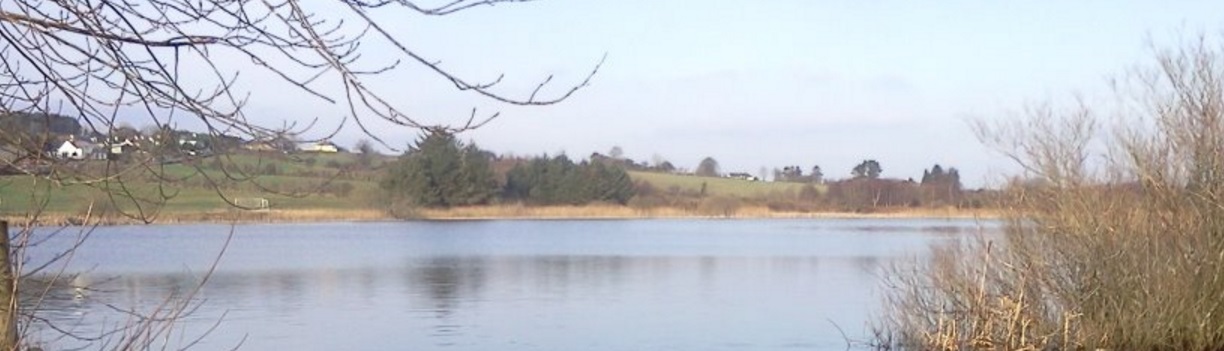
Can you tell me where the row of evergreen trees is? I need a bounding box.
[380,129,634,208]
[504,155,634,205]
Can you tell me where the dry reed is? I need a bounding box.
[876,35,1224,351]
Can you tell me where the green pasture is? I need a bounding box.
[627,171,822,199]
[0,152,384,216]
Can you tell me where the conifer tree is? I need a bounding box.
[382,130,497,208]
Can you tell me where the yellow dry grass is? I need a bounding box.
[1,208,389,226]
[419,204,995,220]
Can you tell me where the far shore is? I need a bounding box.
[0,205,1001,227]
[416,205,1001,221]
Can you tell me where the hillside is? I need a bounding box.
[1,157,837,222]
[0,152,387,218]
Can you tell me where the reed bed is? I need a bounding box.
[4,204,993,225]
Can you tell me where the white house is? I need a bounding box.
[727,172,760,181]
[57,140,97,160]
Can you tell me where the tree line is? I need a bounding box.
[382,134,988,215]
[635,155,980,212]
[381,129,635,213]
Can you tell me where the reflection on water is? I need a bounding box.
[23,219,989,350]
[821,224,977,234]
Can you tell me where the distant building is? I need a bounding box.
[303,141,340,153]
[107,138,139,155]
[728,172,760,181]
[244,137,298,153]
[242,141,277,152]
[56,140,96,160]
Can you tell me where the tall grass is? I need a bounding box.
[877,36,1224,350]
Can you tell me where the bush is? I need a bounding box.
[627,195,667,213]
[877,36,1224,351]
[797,184,820,202]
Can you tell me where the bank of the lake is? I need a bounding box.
[1,204,999,226]
[418,204,998,220]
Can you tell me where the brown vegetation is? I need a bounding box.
[877,35,1224,350]
[3,208,389,227]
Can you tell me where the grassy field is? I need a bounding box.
[0,176,380,215]
[0,152,384,218]
[627,171,821,198]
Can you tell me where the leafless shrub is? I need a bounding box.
[626,195,667,214]
[877,34,1224,350]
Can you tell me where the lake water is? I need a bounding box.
[21,218,992,350]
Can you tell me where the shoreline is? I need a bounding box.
[0,205,1001,227]
[418,204,999,221]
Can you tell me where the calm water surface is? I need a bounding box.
[25,218,992,350]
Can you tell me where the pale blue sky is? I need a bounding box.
[233,1,1224,186]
